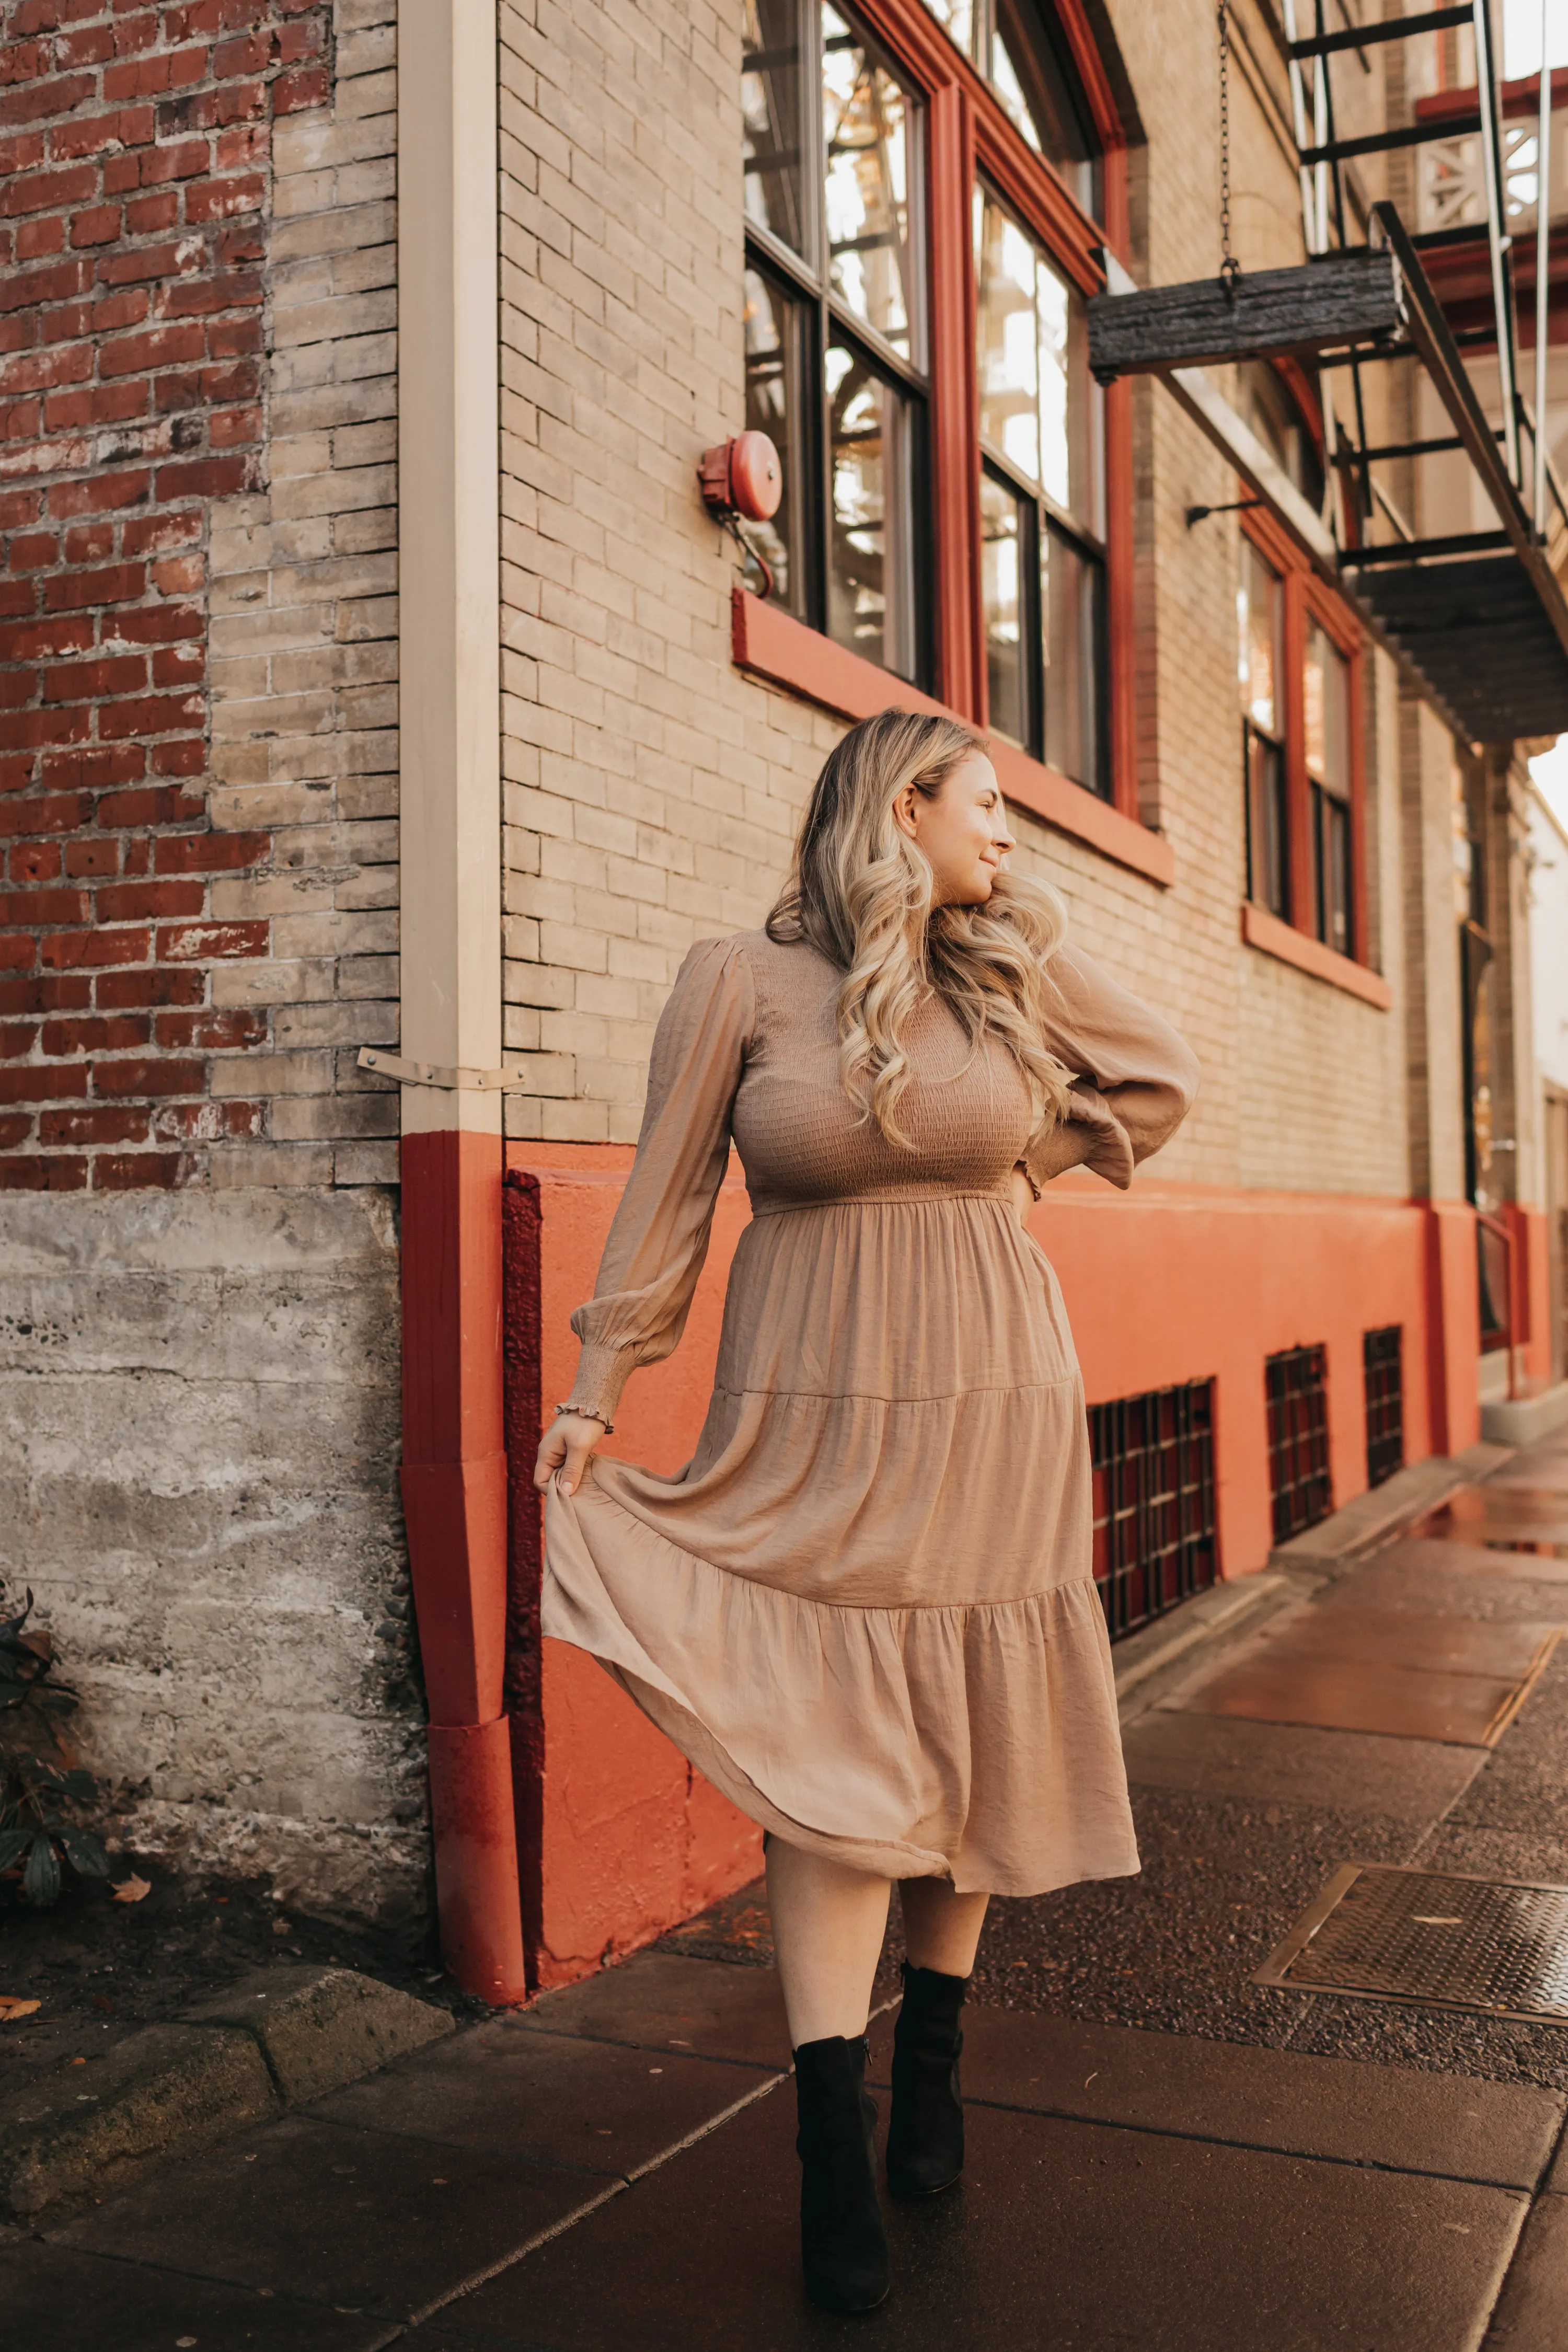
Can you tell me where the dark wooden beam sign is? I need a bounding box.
[1088,249,1406,385]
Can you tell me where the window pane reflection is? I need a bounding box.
[827,340,917,679]
[919,0,975,54]
[743,267,807,615]
[976,195,1040,481]
[1304,620,1349,795]
[1306,620,1352,955]
[1247,731,1289,917]
[822,4,916,360]
[744,0,808,257]
[1238,542,1283,735]
[975,191,1096,527]
[1043,522,1103,793]
[991,0,1099,216]
[981,470,1029,745]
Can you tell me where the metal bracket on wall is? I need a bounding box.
[356,1047,525,1091]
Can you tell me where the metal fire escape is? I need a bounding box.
[1088,1,1568,745]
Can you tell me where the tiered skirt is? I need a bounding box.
[543,1192,1139,1896]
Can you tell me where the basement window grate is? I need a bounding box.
[1363,1324,1404,1490]
[1090,1380,1217,1643]
[1266,1343,1332,1543]
[1256,1863,1568,2023]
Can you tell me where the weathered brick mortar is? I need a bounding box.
[0,0,398,1193]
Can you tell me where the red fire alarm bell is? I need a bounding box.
[697,431,782,522]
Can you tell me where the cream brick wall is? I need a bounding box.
[495,0,1458,1212]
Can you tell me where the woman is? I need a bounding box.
[536,709,1197,2313]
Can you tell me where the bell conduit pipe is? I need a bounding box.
[395,1,528,2004]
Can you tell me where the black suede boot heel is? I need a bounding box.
[886,1959,967,2198]
[793,2035,890,2313]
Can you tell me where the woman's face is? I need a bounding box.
[893,752,1014,906]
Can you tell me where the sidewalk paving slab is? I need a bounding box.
[396,2081,1528,2352]
[49,2110,603,2325]
[512,1949,790,2067]
[307,2015,782,2176]
[1321,1543,1568,1604]
[865,2008,1565,2187]
[1482,2191,1568,2347]
[0,2240,396,2352]
[1121,1711,1486,1817]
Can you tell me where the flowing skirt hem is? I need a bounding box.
[543,1469,1142,1900]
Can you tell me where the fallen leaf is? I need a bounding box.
[68,2056,85,2066]
[0,1997,40,2022]
[111,1874,151,1904]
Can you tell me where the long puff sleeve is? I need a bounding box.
[564,936,755,1421]
[1024,941,1200,1193]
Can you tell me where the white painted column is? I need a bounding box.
[397,0,502,1142]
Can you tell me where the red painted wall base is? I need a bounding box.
[402,1129,529,2005]
[505,1144,1484,1988]
[427,1719,530,2002]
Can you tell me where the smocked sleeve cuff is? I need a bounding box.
[562,1330,640,1424]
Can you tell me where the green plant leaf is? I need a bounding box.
[57,1827,109,1878]
[0,1829,29,1873]
[22,1832,60,1907]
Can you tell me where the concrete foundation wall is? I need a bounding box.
[0,1186,422,1923]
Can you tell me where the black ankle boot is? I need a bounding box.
[793,2035,890,2313]
[886,1959,967,2198]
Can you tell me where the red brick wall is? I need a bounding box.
[0,0,330,1191]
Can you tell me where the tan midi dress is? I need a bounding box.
[543,929,1199,1896]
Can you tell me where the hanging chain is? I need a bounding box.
[1217,0,1241,302]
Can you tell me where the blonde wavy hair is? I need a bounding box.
[766,709,1075,1148]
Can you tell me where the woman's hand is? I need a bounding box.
[534,1411,607,1499]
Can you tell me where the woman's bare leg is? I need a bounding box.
[898,1878,990,1976]
[766,1838,892,2047]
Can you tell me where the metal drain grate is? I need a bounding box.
[1256,1864,1568,2022]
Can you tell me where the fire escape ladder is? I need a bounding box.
[1087,0,1568,743]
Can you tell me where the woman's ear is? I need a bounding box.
[891,783,920,841]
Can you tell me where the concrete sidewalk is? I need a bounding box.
[10,1428,1568,2349]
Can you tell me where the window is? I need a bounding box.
[1265,1344,1332,1543]
[1239,508,1367,968]
[920,0,1101,217]
[1363,1326,1404,1489]
[975,186,1106,794]
[742,0,931,685]
[1238,540,1287,918]
[1241,359,1325,519]
[733,0,1149,858]
[1305,619,1352,958]
[1090,1380,1217,1642]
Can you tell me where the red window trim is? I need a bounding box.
[740,0,1146,832]
[733,587,1173,886]
[1241,903,1392,1010]
[1241,502,1377,984]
